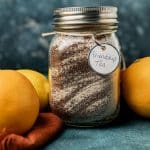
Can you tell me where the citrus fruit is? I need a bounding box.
[122,57,150,118]
[17,69,49,111]
[0,70,39,135]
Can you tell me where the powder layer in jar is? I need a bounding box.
[49,33,120,126]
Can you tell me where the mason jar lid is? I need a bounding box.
[53,7,118,32]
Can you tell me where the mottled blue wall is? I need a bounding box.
[0,0,150,73]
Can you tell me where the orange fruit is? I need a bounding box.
[17,69,49,111]
[0,70,39,135]
[122,57,150,118]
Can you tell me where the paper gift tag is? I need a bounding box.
[88,43,120,75]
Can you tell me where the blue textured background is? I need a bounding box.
[42,102,150,150]
[0,0,150,73]
[42,103,150,150]
[44,117,150,150]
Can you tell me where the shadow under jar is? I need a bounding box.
[49,7,121,127]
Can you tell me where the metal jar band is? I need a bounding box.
[53,7,118,33]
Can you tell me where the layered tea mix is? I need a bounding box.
[49,7,121,126]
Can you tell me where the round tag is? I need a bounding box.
[88,43,120,75]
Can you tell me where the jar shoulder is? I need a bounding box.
[49,33,120,52]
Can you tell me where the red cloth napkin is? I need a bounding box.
[0,113,63,150]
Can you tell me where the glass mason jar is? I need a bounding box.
[49,7,121,127]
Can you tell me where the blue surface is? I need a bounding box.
[43,116,150,150]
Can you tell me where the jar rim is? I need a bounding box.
[52,6,118,32]
[54,6,117,16]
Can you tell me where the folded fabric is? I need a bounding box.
[0,113,64,150]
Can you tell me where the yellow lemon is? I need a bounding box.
[18,69,49,111]
[0,70,39,135]
[122,57,150,118]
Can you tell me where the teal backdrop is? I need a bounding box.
[0,0,150,73]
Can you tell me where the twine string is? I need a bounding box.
[42,31,126,70]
